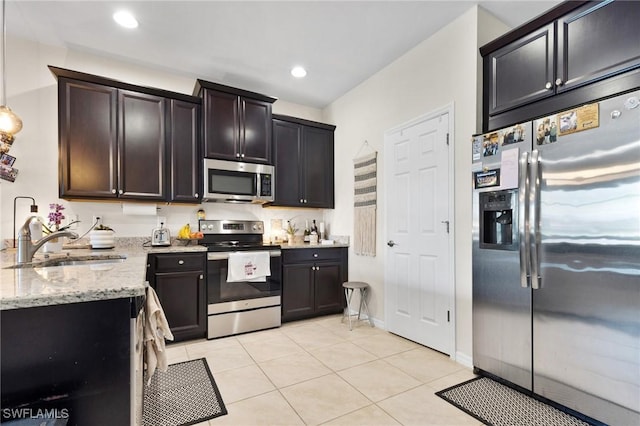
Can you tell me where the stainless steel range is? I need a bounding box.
[199,220,281,339]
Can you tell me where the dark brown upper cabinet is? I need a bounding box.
[194,80,276,164]
[486,23,555,116]
[169,99,201,202]
[271,115,335,209]
[118,90,166,200]
[481,0,640,131]
[58,78,119,199]
[51,66,201,202]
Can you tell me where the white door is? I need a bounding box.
[384,108,453,355]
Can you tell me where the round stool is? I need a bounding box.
[342,281,374,330]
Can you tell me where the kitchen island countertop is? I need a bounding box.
[0,242,207,310]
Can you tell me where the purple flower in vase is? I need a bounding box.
[47,203,66,231]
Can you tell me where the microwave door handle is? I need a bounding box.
[256,173,261,197]
[518,151,531,288]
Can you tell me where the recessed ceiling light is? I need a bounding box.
[113,10,138,29]
[291,66,307,78]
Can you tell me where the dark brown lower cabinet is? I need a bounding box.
[1,298,135,425]
[147,252,206,342]
[282,248,347,322]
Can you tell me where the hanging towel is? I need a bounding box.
[144,286,174,385]
[354,151,377,256]
[227,251,271,282]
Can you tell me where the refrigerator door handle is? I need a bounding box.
[518,151,531,288]
[529,150,542,289]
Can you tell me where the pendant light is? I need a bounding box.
[0,0,22,136]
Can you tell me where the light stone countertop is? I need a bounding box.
[0,237,348,310]
[279,242,350,249]
[0,241,207,311]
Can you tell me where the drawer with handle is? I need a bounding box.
[152,253,205,272]
[282,247,344,263]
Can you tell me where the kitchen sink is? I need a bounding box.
[5,255,127,269]
[46,257,126,267]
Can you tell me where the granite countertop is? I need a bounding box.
[0,236,348,310]
[0,240,207,311]
[280,242,350,249]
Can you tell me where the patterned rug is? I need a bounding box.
[436,376,599,426]
[143,358,227,426]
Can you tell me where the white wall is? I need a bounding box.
[0,36,324,246]
[321,5,509,362]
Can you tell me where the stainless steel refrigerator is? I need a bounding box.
[472,90,640,425]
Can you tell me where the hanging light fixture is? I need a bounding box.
[0,0,22,136]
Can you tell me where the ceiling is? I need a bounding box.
[6,1,561,109]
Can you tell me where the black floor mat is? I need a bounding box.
[143,358,227,426]
[436,376,599,426]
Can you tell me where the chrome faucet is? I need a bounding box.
[17,216,79,264]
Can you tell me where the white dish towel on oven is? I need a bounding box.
[227,251,271,282]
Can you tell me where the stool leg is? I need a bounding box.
[357,289,364,320]
[361,288,374,327]
[344,288,353,331]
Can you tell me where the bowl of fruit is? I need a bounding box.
[177,224,204,245]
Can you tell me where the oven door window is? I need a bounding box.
[208,257,281,304]
[208,169,256,196]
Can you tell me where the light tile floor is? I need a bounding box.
[164,314,480,426]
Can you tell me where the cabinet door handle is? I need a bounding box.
[194,193,199,198]
[236,153,241,158]
[313,253,318,258]
[199,274,203,280]
[241,153,245,158]
[111,189,117,194]
[545,82,552,90]
[118,189,123,195]
[555,78,563,86]
[300,199,304,203]
[178,260,184,265]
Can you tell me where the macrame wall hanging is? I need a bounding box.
[353,141,377,257]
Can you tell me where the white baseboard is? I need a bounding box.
[454,351,473,369]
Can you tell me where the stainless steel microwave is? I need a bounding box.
[203,159,274,203]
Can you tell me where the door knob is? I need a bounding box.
[387,240,397,247]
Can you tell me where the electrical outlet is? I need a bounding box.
[70,214,80,230]
[92,215,102,227]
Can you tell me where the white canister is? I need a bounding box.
[90,230,115,249]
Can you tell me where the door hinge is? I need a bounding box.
[447,310,450,322]
[446,133,449,146]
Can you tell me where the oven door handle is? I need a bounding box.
[207,250,282,261]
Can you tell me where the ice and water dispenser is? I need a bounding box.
[479,189,518,250]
